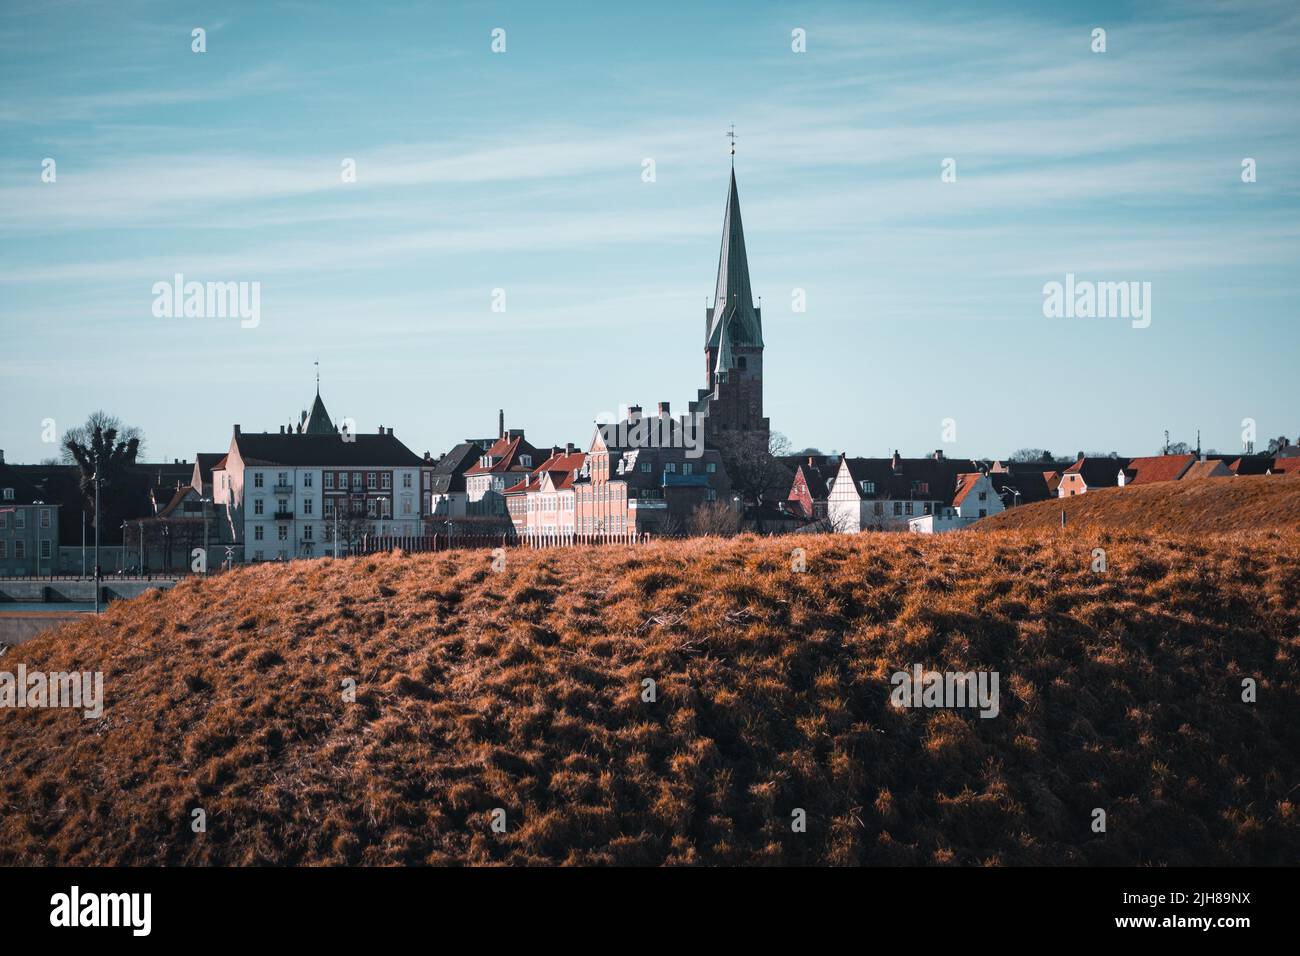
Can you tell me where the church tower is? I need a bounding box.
[690,165,770,449]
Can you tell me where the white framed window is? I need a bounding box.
[402,473,412,488]
[39,508,50,528]
[40,540,52,559]
[367,473,377,490]
[3,488,14,500]
[382,473,392,490]
[254,499,264,515]
[254,473,263,488]
[304,526,313,540]
[304,499,313,515]
[277,526,288,541]
[324,472,334,489]
[255,526,264,540]
[304,472,314,488]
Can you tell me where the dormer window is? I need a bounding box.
[860,480,874,495]
[520,455,532,468]
[2,488,12,500]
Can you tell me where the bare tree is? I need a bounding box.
[65,423,141,540]
[714,430,795,514]
[688,500,743,536]
[61,411,146,465]
[1010,448,1054,463]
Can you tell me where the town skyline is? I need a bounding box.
[2,0,1298,465]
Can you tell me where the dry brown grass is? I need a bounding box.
[1,529,1297,865]
[977,472,1300,534]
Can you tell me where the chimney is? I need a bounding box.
[933,449,944,460]
[807,456,813,467]
[657,401,670,416]
[499,409,505,439]
[0,449,4,463]
[233,425,241,435]
[279,425,285,434]
[565,442,575,455]
[628,404,643,422]
[891,450,901,470]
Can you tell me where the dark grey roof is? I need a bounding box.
[706,168,763,354]
[840,456,982,504]
[194,452,225,484]
[234,432,424,467]
[988,471,1053,505]
[302,392,334,435]
[429,441,484,494]
[0,461,47,505]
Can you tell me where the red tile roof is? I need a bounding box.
[1123,454,1196,485]
[951,473,983,508]
[464,434,542,476]
[1270,457,1300,475]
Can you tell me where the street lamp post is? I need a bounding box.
[200,497,212,575]
[92,461,101,614]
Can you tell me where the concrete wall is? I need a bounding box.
[0,611,84,645]
[0,579,178,603]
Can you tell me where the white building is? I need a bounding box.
[827,451,984,533]
[212,393,427,561]
[907,473,1004,533]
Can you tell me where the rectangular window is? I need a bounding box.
[368,473,377,490]
[39,508,51,528]
[254,499,264,515]
[15,511,24,530]
[0,541,6,558]
[402,499,412,515]
[14,541,25,559]
[324,472,334,489]
[278,472,288,486]
[402,473,412,489]
[893,502,903,516]
[367,500,377,518]
[352,473,363,490]
[254,473,264,488]
[255,526,264,540]
[304,499,313,515]
[682,463,693,475]
[324,500,335,517]
[304,526,313,540]
[905,502,913,515]
[254,550,263,561]
[0,513,7,530]
[874,503,884,516]
[382,474,392,490]
[304,472,314,488]
[706,463,716,473]
[278,526,288,541]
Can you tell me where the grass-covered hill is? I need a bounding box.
[975,472,1300,534]
[2,530,1297,865]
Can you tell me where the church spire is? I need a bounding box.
[706,166,763,355]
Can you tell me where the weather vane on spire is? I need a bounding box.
[726,124,736,165]
[314,359,320,394]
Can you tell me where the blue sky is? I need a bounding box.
[1,0,1297,464]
